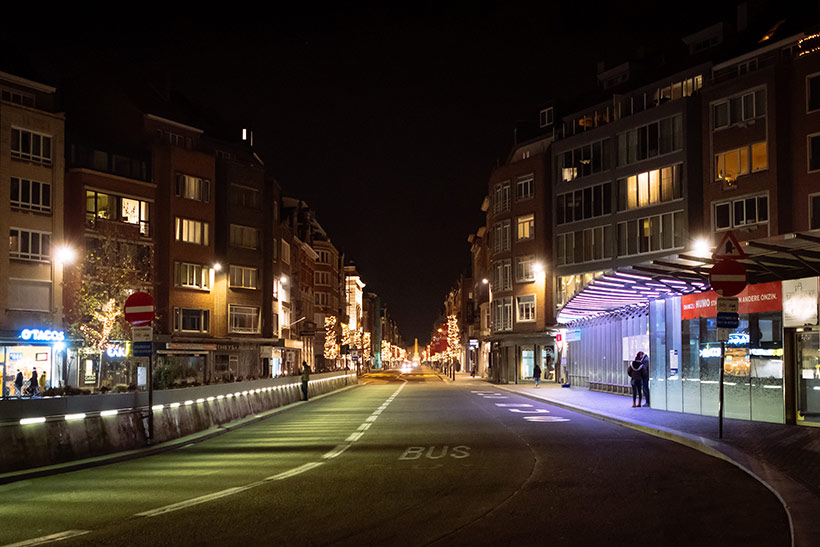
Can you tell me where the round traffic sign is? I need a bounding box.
[709,259,747,297]
[124,292,155,326]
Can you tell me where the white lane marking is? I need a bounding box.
[322,444,351,460]
[508,409,550,414]
[135,382,406,519]
[365,415,379,422]
[267,462,323,481]
[524,416,571,422]
[495,403,533,407]
[135,484,261,517]
[4,530,90,546]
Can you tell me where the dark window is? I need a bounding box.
[810,135,820,171]
[603,183,612,215]
[556,195,565,225]
[811,195,820,229]
[593,185,603,217]
[583,187,593,218]
[810,76,820,111]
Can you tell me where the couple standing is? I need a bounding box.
[627,352,650,408]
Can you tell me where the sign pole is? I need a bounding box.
[148,352,154,443]
[719,340,725,439]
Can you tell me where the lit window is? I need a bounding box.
[515,255,535,282]
[516,214,534,241]
[176,174,210,202]
[175,218,209,245]
[175,262,212,290]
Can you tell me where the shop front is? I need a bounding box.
[1,327,67,397]
[678,281,784,423]
[783,277,820,426]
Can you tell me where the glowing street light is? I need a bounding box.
[54,245,76,265]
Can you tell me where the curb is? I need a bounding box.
[494,384,820,547]
[0,383,361,485]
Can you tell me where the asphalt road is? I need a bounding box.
[0,367,789,546]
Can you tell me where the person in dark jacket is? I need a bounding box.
[533,363,542,388]
[14,371,24,398]
[639,351,650,406]
[30,368,39,396]
[300,362,311,401]
[628,355,645,408]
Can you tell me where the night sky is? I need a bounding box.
[2,2,756,343]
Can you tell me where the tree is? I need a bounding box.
[64,224,153,388]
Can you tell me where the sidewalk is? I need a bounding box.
[454,373,820,547]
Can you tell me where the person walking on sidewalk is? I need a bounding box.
[628,355,645,408]
[14,370,24,398]
[533,362,542,388]
[30,368,39,397]
[639,351,650,407]
[300,362,311,401]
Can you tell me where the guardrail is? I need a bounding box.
[0,373,354,425]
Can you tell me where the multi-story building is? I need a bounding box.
[208,132,276,381]
[313,234,342,371]
[467,215,491,377]
[0,71,66,395]
[553,13,820,426]
[64,128,154,390]
[487,134,556,384]
[344,263,365,370]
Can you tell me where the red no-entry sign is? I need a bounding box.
[124,292,155,326]
[709,259,747,297]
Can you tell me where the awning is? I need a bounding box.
[557,228,820,324]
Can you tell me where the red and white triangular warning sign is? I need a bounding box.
[712,230,746,259]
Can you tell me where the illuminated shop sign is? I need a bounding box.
[699,346,784,358]
[106,344,128,358]
[19,329,65,342]
[727,333,750,345]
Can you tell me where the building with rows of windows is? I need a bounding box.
[465,7,820,428]
[0,68,403,396]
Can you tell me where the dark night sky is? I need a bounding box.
[2,2,753,343]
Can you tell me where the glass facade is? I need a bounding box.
[796,329,820,424]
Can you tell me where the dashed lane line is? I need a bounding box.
[4,531,90,547]
[132,381,406,521]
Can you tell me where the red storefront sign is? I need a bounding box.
[682,281,782,320]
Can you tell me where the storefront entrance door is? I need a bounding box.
[796,329,820,425]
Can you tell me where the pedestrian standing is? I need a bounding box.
[30,368,39,397]
[39,371,47,393]
[300,361,311,401]
[14,371,24,398]
[628,354,644,408]
[533,362,542,388]
[639,351,650,407]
